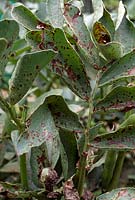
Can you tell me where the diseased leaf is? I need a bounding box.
[45,0,64,28]
[64,3,92,51]
[9,50,56,104]
[99,42,123,61]
[26,30,55,51]
[0,20,19,77]
[28,144,50,188]
[12,4,52,31]
[95,86,135,112]
[54,28,91,100]
[12,92,82,169]
[99,8,115,40]
[92,125,135,150]
[93,21,111,44]
[115,8,135,54]
[97,187,135,200]
[12,104,60,167]
[99,50,135,86]
[64,3,99,79]
[59,129,78,179]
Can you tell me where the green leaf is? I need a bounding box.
[64,3,99,78]
[12,4,51,31]
[28,144,50,188]
[114,9,135,54]
[120,114,135,128]
[12,4,40,30]
[12,104,60,167]
[99,42,123,61]
[0,38,7,58]
[45,0,64,28]
[97,187,135,200]
[26,29,55,50]
[64,4,92,52]
[95,86,135,112]
[92,0,103,24]
[0,19,19,76]
[12,92,82,169]
[54,28,91,100]
[9,50,56,104]
[99,50,135,86]
[92,125,135,150]
[99,8,115,40]
[59,129,78,179]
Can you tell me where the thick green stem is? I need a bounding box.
[77,99,93,196]
[102,150,117,191]
[19,154,28,190]
[108,151,125,191]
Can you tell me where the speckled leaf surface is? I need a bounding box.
[28,144,51,188]
[64,3,99,78]
[99,42,123,61]
[12,92,82,158]
[0,20,19,76]
[115,8,135,54]
[99,50,135,86]
[64,3,93,52]
[9,50,56,104]
[11,103,60,167]
[59,129,78,179]
[95,86,135,112]
[28,91,83,133]
[99,8,115,40]
[45,0,64,28]
[12,4,52,31]
[54,28,91,100]
[26,30,55,50]
[92,125,135,150]
[97,187,135,200]
[12,4,40,30]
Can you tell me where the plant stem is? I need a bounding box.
[108,151,125,191]
[102,150,117,191]
[0,95,28,191]
[19,153,28,190]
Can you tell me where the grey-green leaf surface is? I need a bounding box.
[114,11,135,54]
[12,103,60,167]
[99,8,115,40]
[59,129,78,179]
[45,0,64,28]
[99,50,135,86]
[99,42,123,61]
[28,90,83,133]
[64,3,99,78]
[28,144,51,188]
[0,38,7,58]
[54,28,91,100]
[12,4,52,31]
[95,86,135,112]
[0,20,19,77]
[9,50,56,104]
[97,187,135,200]
[12,4,40,30]
[92,0,103,25]
[92,125,135,150]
